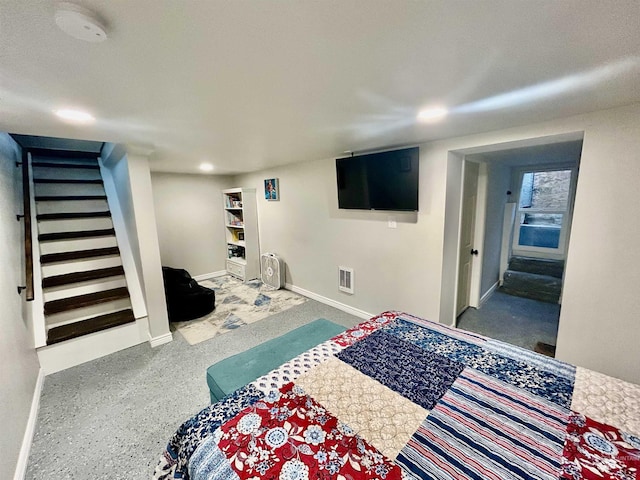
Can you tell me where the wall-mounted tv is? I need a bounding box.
[336,146,419,211]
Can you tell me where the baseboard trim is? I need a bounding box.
[14,368,45,480]
[285,283,374,320]
[149,331,173,348]
[479,281,499,307]
[193,270,226,281]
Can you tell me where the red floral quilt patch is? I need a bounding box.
[216,382,401,480]
[332,311,398,347]
[561,412,640,480]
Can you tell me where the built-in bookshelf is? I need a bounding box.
[222,188,259,281]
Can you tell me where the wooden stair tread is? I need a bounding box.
[44,287,129,315]
[38,228,116,242]
[534,342,557,358]
[43,266,125,288]
[35,195,107,201]
[36,211,111,221]
[41,246,120,264]
[33,179,103,184]
[32,162,100,170]
[46,309,135,345]
[39,228,115,242]
[28,148,100,159]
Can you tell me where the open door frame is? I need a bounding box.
[439,131,583,327]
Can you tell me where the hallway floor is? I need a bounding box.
[456,289,560,354]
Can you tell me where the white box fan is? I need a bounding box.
[261,253,285,289]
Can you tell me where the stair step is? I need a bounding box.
[32,162,100,170]
[43,266,125,288]
[36,211,111,221]
[29,148,99,160]
[41,246,120,264]
[534,342,557,358]
[39,228,115,242]
[508,256,565,278]
[502,270,562,303]
[44,287,129,315]
[35,195,107,201]
[33,179,103,184]
[46,309,135,345]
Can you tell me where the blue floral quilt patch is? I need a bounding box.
[336,330,464,409]
[382,318,487,365]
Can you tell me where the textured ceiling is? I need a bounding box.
[0,1,639,173]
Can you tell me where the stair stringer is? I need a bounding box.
[98,157,148,322]
[26,152,47,348]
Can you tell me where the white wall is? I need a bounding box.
[555,105,640,383]
[101,145,171,343]
[126,153,172,341]
[233,103,640,384]
[102,144,144,284]
[235,147,449,320]
[0,133,40,476]
[151,172,234,277]
[479,162,511,296]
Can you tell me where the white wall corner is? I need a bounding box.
[149,331,173,348]
[13,368,44,480]
[284,282,373,320]
[126,154,171,339]
[500,203,516,284]
[440,151,465,327]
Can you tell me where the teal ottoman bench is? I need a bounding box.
[206,318,345,403]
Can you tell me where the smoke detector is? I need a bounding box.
[55,3,108,43]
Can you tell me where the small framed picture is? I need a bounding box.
[264,178,279,201]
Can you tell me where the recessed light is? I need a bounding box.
[54,108,95,123]
[199,163,214,172]
[417,106,448,123]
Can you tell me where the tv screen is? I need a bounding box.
[336,147,419,211]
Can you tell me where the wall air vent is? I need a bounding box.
[338,266,354,294]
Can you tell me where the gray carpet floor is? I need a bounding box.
[456,289,560,352]
[25,300,361,479]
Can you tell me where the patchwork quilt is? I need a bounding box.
[154,311,640,480]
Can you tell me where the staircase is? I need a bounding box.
[32,153,135,346]
[502,256,564,304]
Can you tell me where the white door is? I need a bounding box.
[456,161,479,316]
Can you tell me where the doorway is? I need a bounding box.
[454,139,583,355]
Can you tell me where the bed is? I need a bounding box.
[155,311,640,480]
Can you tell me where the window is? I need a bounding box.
[514,168,574,254]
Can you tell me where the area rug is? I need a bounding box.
[171,275,308,345]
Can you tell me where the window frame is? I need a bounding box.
[512,165,578,259]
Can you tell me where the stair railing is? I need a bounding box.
[18,149,34,301]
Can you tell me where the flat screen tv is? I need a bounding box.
[336,146,419,211]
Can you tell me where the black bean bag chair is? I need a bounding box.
[162,266,215,322]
